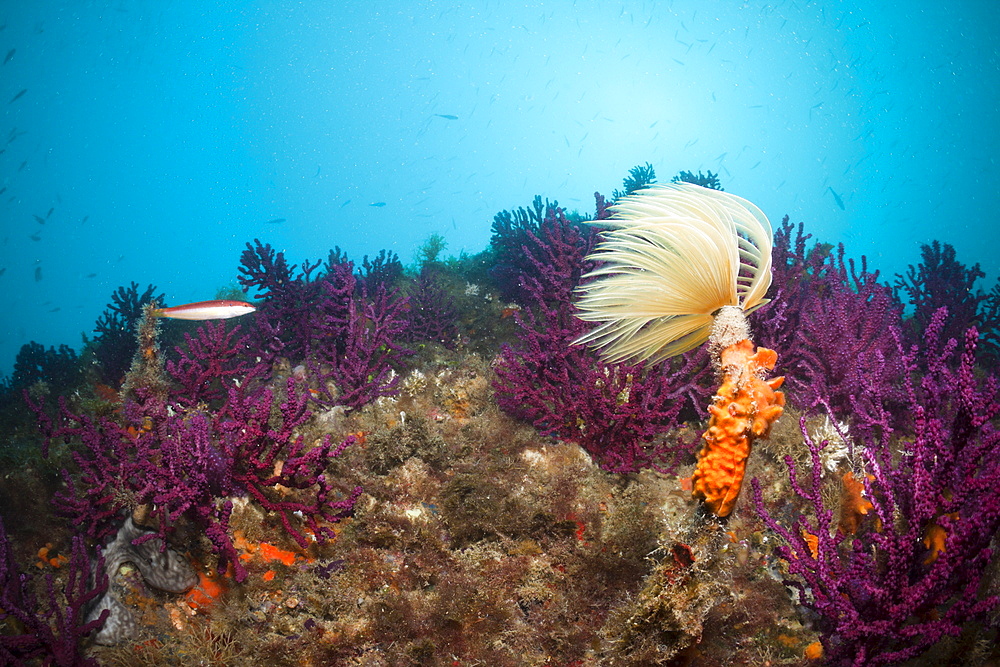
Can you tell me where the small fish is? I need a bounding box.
[0,268,5,276]
[434,114,458,120]
[8,88,26,103]
[153,299,256,321]
[81,215,89,224]
[46,207,54,218]
[340,199,351,208]
[33,214,44,224]
[369,202,386,207]
[266,217,286,224]
[34,266,42,281]
[85,272,97,278]
[29,231,41,241]
[828,187,846,210]
[48,307,60,312]
[0,187,5,195]
[3,48,13,64]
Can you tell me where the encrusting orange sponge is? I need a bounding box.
[691,340,785,517]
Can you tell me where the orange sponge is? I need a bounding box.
[692,340,785,516]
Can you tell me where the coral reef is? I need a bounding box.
[4,166,1000,666]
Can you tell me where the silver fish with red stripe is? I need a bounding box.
[153,299,256,321]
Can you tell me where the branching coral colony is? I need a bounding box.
[574,182,784,516]
[27,304,360,644]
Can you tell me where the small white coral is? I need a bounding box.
[810,415,851,474]
[400,369,427,394]
[464,282,481,296]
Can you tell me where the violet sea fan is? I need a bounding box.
[238,238,324,365]
[895,240,984,347]
[402,267,460,349]
[28,378,360,583]
[11,342,82,395]
[752,219,905,419]
[239,240,412,411]
[165,321,257,407]
[491,191,713,472]
[489,195,597,306]
[357,249,404,294]
[307,284,412,411]
[752,308,1000,665]
[894,239,1000,366]
[0,516,109,666]
[494,295,712,473]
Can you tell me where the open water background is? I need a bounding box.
[1,0,997,377]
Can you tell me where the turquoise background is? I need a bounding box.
[1,0,997,376]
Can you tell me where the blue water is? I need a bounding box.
[1,0,998,378]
